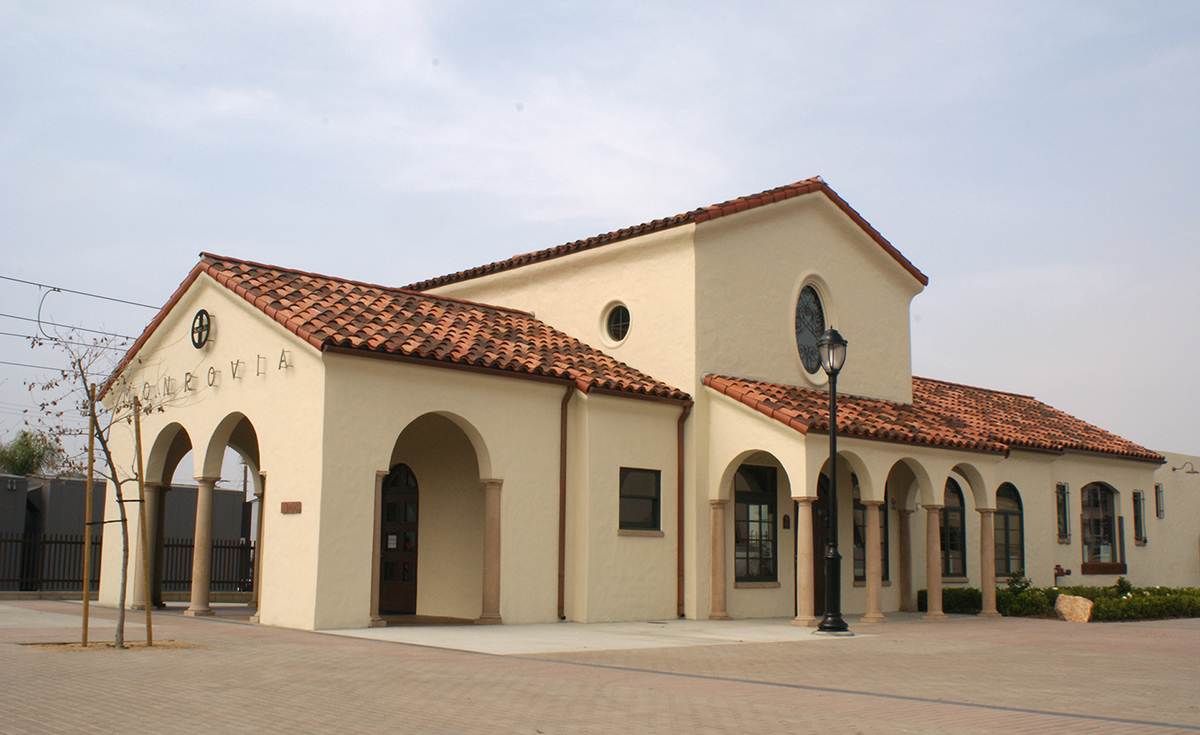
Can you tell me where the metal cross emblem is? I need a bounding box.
[191,309,211,349]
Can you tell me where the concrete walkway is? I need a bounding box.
[4,600,1199,734]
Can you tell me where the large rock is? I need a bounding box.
[1055,594,1094,623]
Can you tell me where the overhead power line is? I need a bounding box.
[0,274,158,309]
[0,359,110,378]
[0,312,134,341]
[0,330,126,351]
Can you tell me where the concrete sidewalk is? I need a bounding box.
[3,600,1198,734]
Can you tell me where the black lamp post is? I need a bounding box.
[816,327,850,634]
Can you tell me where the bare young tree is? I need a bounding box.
[23,331,151,648]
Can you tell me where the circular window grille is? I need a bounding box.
[794,285,825,374]
[606,304,631,342]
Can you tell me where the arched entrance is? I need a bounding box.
[376,412,486,621]
[378,464,419,614]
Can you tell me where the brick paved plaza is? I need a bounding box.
[3,600,1198,734]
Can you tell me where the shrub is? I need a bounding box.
[943,587,982,614]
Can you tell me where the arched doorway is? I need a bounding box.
[378,464,419,614]
[379,412,485,621]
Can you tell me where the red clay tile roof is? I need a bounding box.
[101,255,691,402]
[704,375,1163,463]
[406,177,929,291]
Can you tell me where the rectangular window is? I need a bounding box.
[734,465,777,583]
[1055,483,1070,542]
[619,468,660,531]
[1155,483,1164,519]
[1133,491,1146,545]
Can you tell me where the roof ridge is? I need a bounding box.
[406,177,928,291]
[198,252,536,318]
[914,375,1036,400]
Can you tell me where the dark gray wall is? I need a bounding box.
[1,475,29,535]
[163,485,250,540]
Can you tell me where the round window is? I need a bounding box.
[606,304,630,343]
[794,285,825,374]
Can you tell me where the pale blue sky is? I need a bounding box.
[2,1,1197,460]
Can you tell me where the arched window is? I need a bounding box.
[994,484,1024,576]
[794,285,826,374]
[734,465,778,583]
[1081,483,1124,573]
[941,479,966,577]
[852,479,889,582]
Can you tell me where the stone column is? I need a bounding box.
[709,499,731,620]
[978,508,1000,617]
[249,473,265,624]
[132,482,164,611]
[369,470,387,627]
[924,504,946,620]
[476,479,504,625]
[185,477,219,617]
[861,500,886,623]
[792,497,817,626]
[897,509,916,612]
[152,484,168,609]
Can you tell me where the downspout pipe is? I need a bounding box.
[557,385,575,620]
[677,402,692,617]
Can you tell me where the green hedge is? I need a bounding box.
[917,587,982,614]
[916,580,1200,621]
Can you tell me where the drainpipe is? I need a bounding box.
[677,403,692,617]
[557,385,575,620]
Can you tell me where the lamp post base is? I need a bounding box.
[812,628,855,637]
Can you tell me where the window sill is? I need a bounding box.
[1057,537,1071,545]
[618,529,664,538]
[942,577,970,585]
[1135,540,1147,547]
[852,580,892,588]
[734,581,780,589]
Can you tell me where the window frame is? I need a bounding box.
[1133,490,1146,545]
[1081,483,1126,574]
[794,284,826,375]
[734,464,778,584]
[605,304,631,343]
[994,484,1024,576]
[941,479,967,578]
[618,467,661,532]
[1055,483,1070,543]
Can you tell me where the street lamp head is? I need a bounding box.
[817,328,848,377]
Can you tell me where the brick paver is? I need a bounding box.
[3,601,1197,734]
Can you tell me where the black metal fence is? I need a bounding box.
[0,533,254,593]
[0,533,102,592]
[162,537,254,593]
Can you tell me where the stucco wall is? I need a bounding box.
[318,353,569,629]
[694,193,923,405]
[565,393,680,623]
[100,272,326,630]
[427,226,698,395]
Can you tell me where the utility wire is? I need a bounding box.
[0,312,134,340]
[0,274,158,309]
[0,330,125,351]
[0,359,109,378]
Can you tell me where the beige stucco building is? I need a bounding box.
[98,178,1199,631]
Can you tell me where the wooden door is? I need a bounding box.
[379,464,419,614]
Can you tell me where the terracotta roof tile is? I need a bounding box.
[102,255,690,403]
[406,177,928,291]
[704,375,1162,463]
